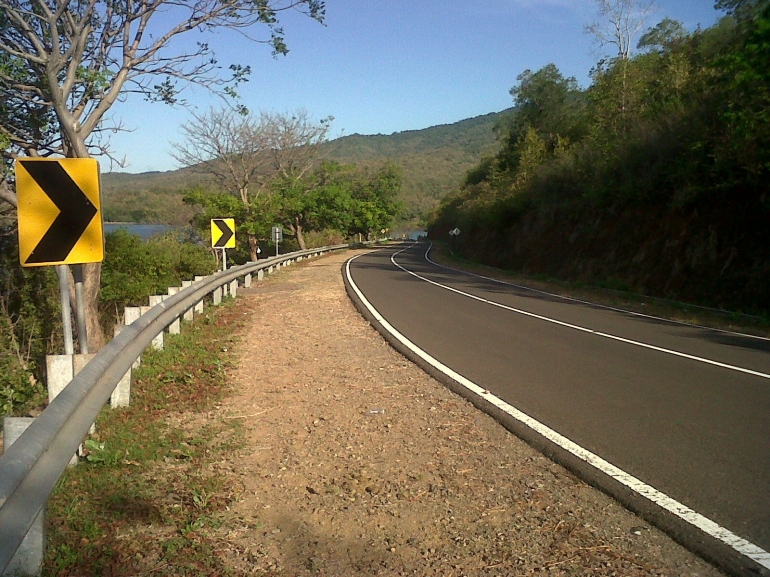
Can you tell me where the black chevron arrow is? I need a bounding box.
[21,161,97,264]
[212,219,234,248]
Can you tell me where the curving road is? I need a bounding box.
[345,242,770,577]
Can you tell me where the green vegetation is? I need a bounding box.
[101,170,203,226]
[45,300,246,575]
[0,235,58,416]
[182,160,401,256]
[0,230,217,419]
[99,230,217,327]
[101,111,505,229]
[430,4,770,314]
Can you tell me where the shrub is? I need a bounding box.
[100,229,217,326]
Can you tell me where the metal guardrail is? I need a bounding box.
[0,244,350,572]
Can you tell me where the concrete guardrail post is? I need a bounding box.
[2,418,44,577]
[45,353,95,462]
[229,279,238,297]
[213,286,222,305]
[181,281,194,322]
[244,273,252,288]
[193,276,205,314]
[145,299,164,350]
[165,289,181,334]
[110,326,132,408]
[73,355,97,436]
[124,307,142,368]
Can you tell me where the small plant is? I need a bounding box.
[192,489,213,510]
[83,439,123,466]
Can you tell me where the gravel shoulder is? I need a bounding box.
[213,249,725,576]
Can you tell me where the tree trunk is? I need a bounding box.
[83,262,104,351]
[248,234,259,261]
[295,218,307,250]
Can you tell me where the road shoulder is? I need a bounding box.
[213,249,724,576]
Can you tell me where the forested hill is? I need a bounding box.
[102,110,508,225]
[429,7,770,314]
[328,112,504,160]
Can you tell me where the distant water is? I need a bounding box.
[104,223,173,239]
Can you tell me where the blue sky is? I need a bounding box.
[104,0,722,174]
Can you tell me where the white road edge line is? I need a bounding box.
[423,243,770,343]
[390,245,770,381]
[345,249,770,570]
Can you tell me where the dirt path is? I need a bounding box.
[213,249,724,576]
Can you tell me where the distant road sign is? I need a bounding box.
[449,228,461,236]
[211,218,236,248]
[16,158,103,267]
[272,225,283,243]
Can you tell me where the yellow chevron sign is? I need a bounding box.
[211,218,236,248]
[16,158,103,267]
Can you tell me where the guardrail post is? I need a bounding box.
[193,276,205,314]
[244,273,252,288]
[45,356,82,465]
[46,355,73,404]
[229,279,238,297]
[144,300,164,350]
[124,307,142,368]
[166,290,181,334]
[73,355,97,436]
[110,326,132,408]
[181,281,194,322]
[213,286,222,305]
[257,269,264,281]
[2,418,44,577]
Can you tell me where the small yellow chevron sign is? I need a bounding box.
[16,158,103,267]
[211,218,236,248]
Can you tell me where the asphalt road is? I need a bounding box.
[345,242,770,575]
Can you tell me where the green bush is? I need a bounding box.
[100,229,217,326]
[0,234,59,417]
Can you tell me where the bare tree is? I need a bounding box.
[585,0,656,130]
[585,0,657,60]
[173,108,332,258]
[0,0,325,350]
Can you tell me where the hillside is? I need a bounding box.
[428,13,770,314]
[102,110,509,226]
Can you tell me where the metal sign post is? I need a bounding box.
[272,226,283,257]
[16,158,103,355]
[55,265,75,356]
[72,264,89,354]
[221,247,227,272]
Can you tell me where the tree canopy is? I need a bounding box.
[430,8,770,312]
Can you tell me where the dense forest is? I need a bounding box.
[429,1,770,313]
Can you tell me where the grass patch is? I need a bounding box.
[44,298,248,576]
